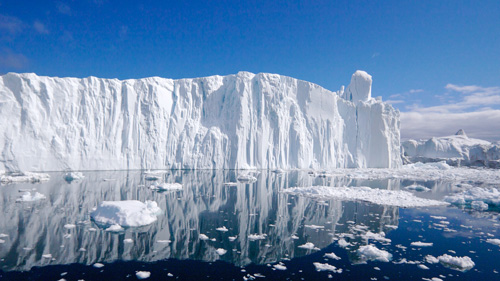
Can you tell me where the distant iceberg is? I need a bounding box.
[0,71,401,171]
[402,129,500,168]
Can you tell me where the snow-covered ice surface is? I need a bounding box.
[90,200,162,227]
[402,130,500,168]
[0,71,401,171]
[444,187,500,208]
[357,245,393,262]
[282,186,447,207]
[437,254,475,271]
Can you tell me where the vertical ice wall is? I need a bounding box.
[0,71,401,171]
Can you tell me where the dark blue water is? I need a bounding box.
[0,170,499,280]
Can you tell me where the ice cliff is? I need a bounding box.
[0,70,401,171]
[402,130,500,168]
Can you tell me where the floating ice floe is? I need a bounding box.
[361,231,391,244]
[91,200,162,227]
[248,234,266,241]
[105,224,124,232]
[199,234,210,240]
[444,187,500,209]
[228,236,237,241]
[1,172,50,183]
[150,182,182,191]
[16,192,46,202]
[64,224,76,230]
[486,238,500,246]
[324,252,341,260]
[237,174,257,183]
[273,263,287,270]
[216,226,228,232]
[411,241,433,247]
[216,248,227,255]
[357,245,392,262]
[304,224,324,230]
[223,182,238,186]
[298,242,319,250]
[404,184,430,192]
[93,263,104,268]
[63,172,84,182]
[136,271,151,279]
[124,238,133,244]
[338,238,351,247]
[437,254,475,271]
[313,262,342,273]
[42,254,52,259]
[283,186,448,207]
[418,264,430,270]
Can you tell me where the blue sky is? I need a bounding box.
[1,0,499,140]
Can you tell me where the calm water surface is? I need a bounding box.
[0,170,499,280]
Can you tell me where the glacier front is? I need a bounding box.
[0,70,401,171]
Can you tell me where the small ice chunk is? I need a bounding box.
[124,238,133,244]
[157,240,171,243]
[357,245,392,262]
[362,231,391,243]
[425,255,439,264]
[298,242,319,250]
[42,254,52,259]
[411,241,433,247]
[324,252,341,260]
[291,235,299,240]
[305,225,324,230]
[136,271,151,279]
[105,224,124,232]
[313,262,342,273]
[444,187,500,208]
[437,254,475,271]
[229,236,237,241]
[216,248,227,255]
[486,238,500,246]
[338,238,351,248]
[216,226,228,232]
[150,183,182,191]
[199,234,210,240]
[91,200,161,227]
[471,200,489,211]
[418,264,430,270]
[0,233,8,238]
[237,174,257,183]
[405,185,430,192]
[273,263,287,270]
[64,172,84,182]
[248,234,266,241]
[64,224,76,230]
[16,192,46,202]
[223,182,238,186]
[93,263,104,268]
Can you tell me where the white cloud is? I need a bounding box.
[401,84,500,141]
[33,20,49,34]
[0,14,24,35]
[56,2,72,15]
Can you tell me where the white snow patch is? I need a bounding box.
[283,186,447,207]
[91,200,161,227]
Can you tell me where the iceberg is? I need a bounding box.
[402,130,500,168]
[0,71,401,171]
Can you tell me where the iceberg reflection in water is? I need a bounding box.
[0,170,403,271]
[1,169,500,280]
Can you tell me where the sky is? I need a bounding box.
[1,0,499,141]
